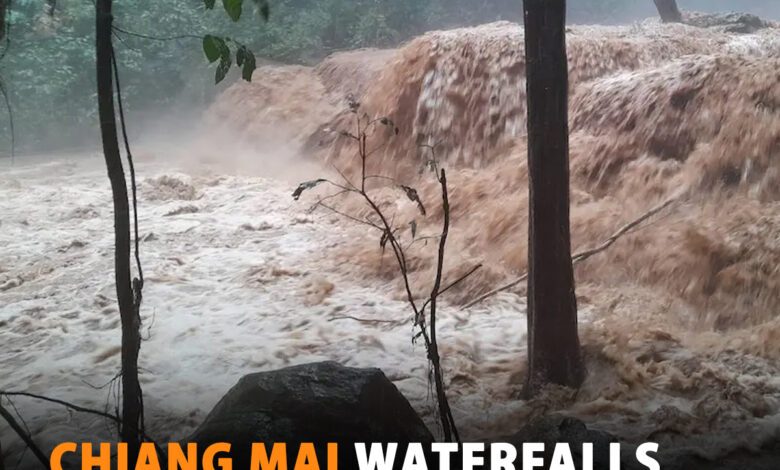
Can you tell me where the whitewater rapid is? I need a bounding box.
[2,19,780,467]
[0,152,530,466]
[2,140,780,468]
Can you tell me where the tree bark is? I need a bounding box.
[0,0,6,42]
[522,0,584,394]
[96,0,142,457]
[653,0,683,23]
[0,7,6,465]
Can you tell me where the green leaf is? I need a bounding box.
[236,45,247,67]
[222,0,242,21]
[215,56,232,84]
[202,35,224,63]
[241,49,256,82]
[204,0,216,9]
[255,0,270,20]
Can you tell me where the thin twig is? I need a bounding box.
[328,315,400,324]
[464,196,679,309]
[570,197,677,263]
[3,391,122,423]
[0,402,49,469]
[307,188,352,212]
[364,174,396,183]
[112,25,200,42]
[331,163,358,190]
[420,263,482,314]
[300,111,461,442]
[81,372,122,390]
[112,50,144,295]
[317,202,383,230]
[0,392,166,459]
[405,235,440,250]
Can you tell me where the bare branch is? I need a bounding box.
[0,402,49,469]
[570,197,677,263]
[330,163,360,191]
[294,109,462,441]
[306,188,352,212]
[464,196,679,309]
[421,263,482,314]
[2,391,120,423]
[315,202,384,231]
[364,174,396,183]
[0,391,167,459]
[328,315,401,324]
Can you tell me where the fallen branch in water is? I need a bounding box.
[464,196,679,310]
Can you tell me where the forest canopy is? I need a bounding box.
[0,0,776,154]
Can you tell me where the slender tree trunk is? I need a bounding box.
[0,9,6,465]
[0,12,4,463]
[96,0,142,457]
[653,0,683,23]
[0,0,6,42]
[522,0,584,394]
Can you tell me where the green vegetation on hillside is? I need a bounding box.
[0,0,772,153]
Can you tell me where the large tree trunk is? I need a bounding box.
[522,0,584,394]
[96,0,143,457]
[653,0,683,23]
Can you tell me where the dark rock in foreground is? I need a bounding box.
[189,361,780,470]
[189,361,433,469]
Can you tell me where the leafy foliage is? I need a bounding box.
[222,0,243,22]
[235,45,257,81]
[0,0,682,154]
[202,35,227,63]
[1,0,268,151]
[202,33,255,83]
[201,0,263,84]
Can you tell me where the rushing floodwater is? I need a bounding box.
[2,18,779,468]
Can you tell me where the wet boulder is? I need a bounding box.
[189,361,432,469]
